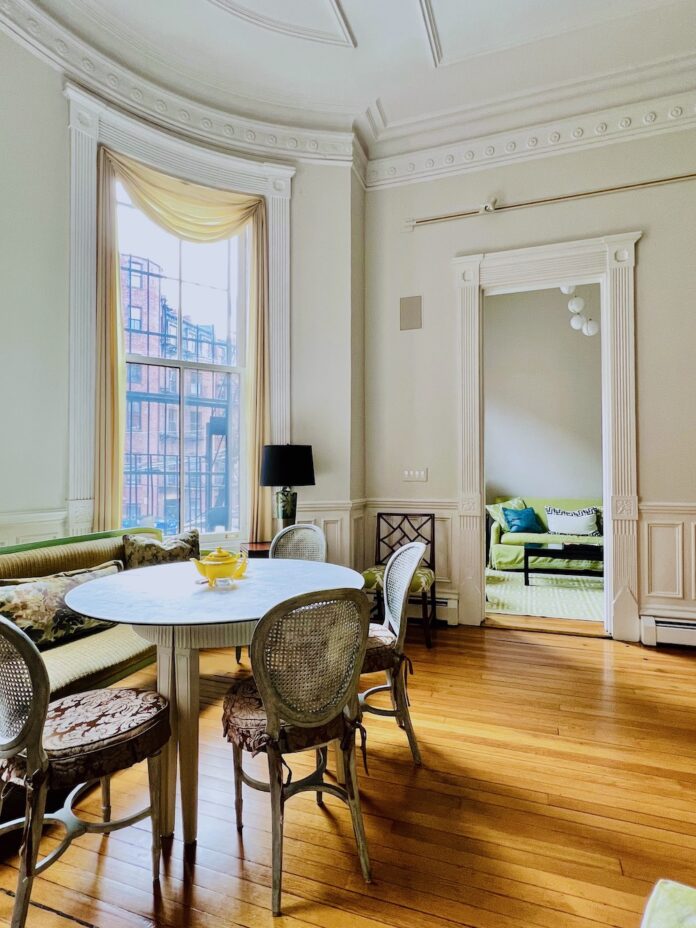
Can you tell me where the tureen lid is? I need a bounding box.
[202,546,237,563]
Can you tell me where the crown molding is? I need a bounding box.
[366,89,696,189]
[206,0,356,48]
[0,0,354,165]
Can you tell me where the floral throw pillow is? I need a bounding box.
[0,561,120,651]
[123,530,200,570]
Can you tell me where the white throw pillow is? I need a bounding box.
[545,506,601,536]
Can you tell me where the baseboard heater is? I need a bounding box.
[641,616,696,647]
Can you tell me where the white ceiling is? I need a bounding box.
[31,0,696,156]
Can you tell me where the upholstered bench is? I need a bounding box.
[0,528,161,697]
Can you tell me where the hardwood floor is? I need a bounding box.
[484,613,608,637]
[2,627,696,928]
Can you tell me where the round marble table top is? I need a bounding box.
[65,559,364,627]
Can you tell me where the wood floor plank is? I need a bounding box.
[2,627,695,927]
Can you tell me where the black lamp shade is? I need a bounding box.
[260,445,315,487]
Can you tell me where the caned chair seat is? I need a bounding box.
[0,688,169,791]
[362,623,398,674]
[362,564,434,594]
[222,675,347,756]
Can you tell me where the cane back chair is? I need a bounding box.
[269,523,327,562]
[233,523,329,664]
[362,513,437,647]
[0,617,169,928]
[222,588,371,916]
[361,542,425,765]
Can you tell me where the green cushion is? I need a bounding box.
[490,543,603,572]
[641,880,696,927]
[500,532,604,546]
[362,565,435,594]
[486,497,525,531]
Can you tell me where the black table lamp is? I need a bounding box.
[260,444,315,534]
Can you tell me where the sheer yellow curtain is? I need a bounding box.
[94,146,272,540]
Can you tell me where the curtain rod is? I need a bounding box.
[408,170,696,229]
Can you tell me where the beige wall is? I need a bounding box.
[0,33,70,516]
[365,128,696,505]
[483,285,602,501]
[0,34,362,532]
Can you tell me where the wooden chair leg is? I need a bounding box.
[100,776,111,824]
[315,749,324,807]
[421,593,433,649]
[12,775,48,928]
[235,646,243,663]
[267,746,285,916]
[232,743,244,831]
[147,753,162,882]
[394,663,422,766]
[430,583,438,643]
[342,739,371,884]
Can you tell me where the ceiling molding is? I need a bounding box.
[206,0,357,48]
[366,88,696,188]
[0,0,354,164]
[417,0,442,67]
[363,49,696,152]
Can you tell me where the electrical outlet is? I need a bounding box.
[403,467,428,482]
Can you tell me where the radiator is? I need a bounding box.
[641,616,696,647]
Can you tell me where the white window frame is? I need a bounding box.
[65,83,294,543]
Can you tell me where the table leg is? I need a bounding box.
[524,550,530,586]
[156,640,177,838]
[175,644,200,845]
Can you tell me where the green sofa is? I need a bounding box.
[0,527,161,698]
[488,497,603,573]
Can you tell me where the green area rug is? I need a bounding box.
[485,568,604,621]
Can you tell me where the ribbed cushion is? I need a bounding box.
[0,538,127,581]
[43,625,155,696]
[500,532,604,546]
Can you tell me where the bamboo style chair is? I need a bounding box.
[362,513,438,647]
[0,617,170,928]
[269,523,327,562]
[222,588,371,916]
[360,541,426,765]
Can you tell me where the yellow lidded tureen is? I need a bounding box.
[190,547,248,588]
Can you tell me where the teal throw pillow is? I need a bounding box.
[503,507,544,534]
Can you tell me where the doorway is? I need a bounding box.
[452,233,641,641]
[482,284,605,633]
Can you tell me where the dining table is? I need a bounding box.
[65,557,365,844]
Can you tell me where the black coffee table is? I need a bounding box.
[523,543,604,586]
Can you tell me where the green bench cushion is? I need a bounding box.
[362,564,435,594]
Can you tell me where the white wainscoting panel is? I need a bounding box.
[640,503,696,620]
[0,510,68,548]
[295,500,365,569]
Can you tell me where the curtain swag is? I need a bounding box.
[93,146,272,540]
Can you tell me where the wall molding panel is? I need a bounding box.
[640,503,696,619]
[0,510,68,548]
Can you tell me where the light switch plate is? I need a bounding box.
[403,467,428,482]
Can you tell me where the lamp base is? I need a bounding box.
[273,487,297,538]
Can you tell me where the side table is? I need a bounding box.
[241,541,272,559]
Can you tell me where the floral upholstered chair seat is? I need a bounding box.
[0,688,170,790]
[222,675,348,756]
[362,564,435,594]
[362,623,399,674]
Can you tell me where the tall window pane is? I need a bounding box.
[117,182,246,536]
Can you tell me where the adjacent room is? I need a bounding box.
[1,2,696,927]
[484,284,605,632]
